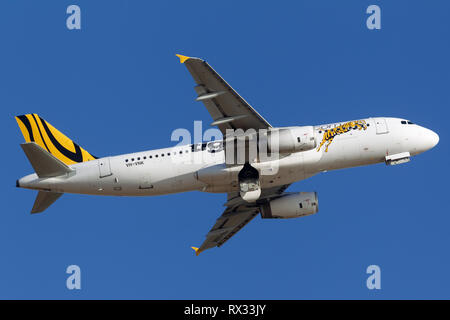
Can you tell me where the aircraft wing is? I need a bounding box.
[192,184,290,255]
[176,54,272,135]
[192,205,259,255]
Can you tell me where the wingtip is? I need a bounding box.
[176,54,191,64]
[191,246,201,256]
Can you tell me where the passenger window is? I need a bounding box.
[137,157,140,160]
[149,155,152,159]
[143,156,146,159]
[155,155,158,158]
[161,154,164,157]
[167,153,170,156]
[131,158,134,161]
[125,159,128,162]
[179,151,183,154]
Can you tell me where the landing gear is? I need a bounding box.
[238,162,261,202]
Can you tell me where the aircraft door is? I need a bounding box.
[98,157,112,178]
[374,118,389,134]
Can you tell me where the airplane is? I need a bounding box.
[15,54,439,255]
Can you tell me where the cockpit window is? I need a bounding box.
[407,121,414,124]
[401,120,407,124]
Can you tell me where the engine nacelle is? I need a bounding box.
[267,126,316,154]
[260,192,318,219]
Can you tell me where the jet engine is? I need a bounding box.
[266,126,316,154]
[260,192,318,219]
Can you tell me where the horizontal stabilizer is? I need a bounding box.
[21,142,74,178]
[31,191,63,214]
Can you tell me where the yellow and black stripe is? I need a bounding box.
[15,114,97,165]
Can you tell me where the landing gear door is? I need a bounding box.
[374,117,389,134]
[98,157,112,178]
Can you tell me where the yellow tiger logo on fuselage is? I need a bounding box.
[317,120,367,152]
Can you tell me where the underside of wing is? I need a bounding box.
[192,184,290,255]
[192,206,259,256]
[176,54,271,135]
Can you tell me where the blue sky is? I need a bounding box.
[0,0,449,299]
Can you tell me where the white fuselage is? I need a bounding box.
[18,117,439,196]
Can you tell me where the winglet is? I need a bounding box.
[176,54,191,64]
[191,246,201,256]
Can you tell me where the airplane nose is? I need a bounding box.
[429,130,439,149]
[419,127,439,152]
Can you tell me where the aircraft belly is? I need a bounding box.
[48,160,104,195]
[259,153,307,187]
[117,169,190,196]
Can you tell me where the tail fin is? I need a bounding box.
[15,114,97,165]
[31,191,63,214]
